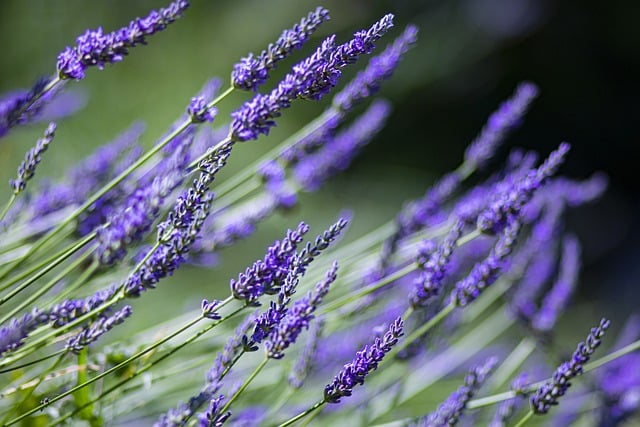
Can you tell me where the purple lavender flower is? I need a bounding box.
[333,24,418,111]
[264,262,337,359]
[453,218,521,307]
[301,14,394,101]
[65,305,132,354]
[296,217,349,275]
[9,122,56,194]
[0,79,85,139]
[230,222,309,303]
[188,96,217,123]
[477,142,571,234]
[0,308,48,357]
[531,318,610,414]
[597,315,640,424]
[289,317,324,389]
[531,235,581,333]
[56,0,190,80]
[196,395,230,427]
[410,221,465,308]
[230,15,394,142]
[95,170,182,265]
[258,160,297,210]
[293,99,391,191]
[278,113,340,166]
[490,372,530,427]
[463,82,539,173]
[323,317,403,404]
[419,357,497,426]
[232,7,330,91]
[123,142,233,297]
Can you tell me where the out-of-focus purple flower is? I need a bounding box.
[477,142,570,234]
[196,395,230,427]
[258,160,297,210]
[230,15,394,142]
[531,235,581,333]
[453,218,521,307]
[27,122,144,225]
[289,317,325,388]
[278,113,340,166]
[323,317,403,404]
[0,308,48,357]
[9,122,57,194]
[419,357,497,426]
[95,170,182,265]
[490,372,530,427]
[410,221,465,308]
[294,99,391,191]
[57,0,190,80]
[0,80,85,139]
[333,24,418,112]
[188,96,217,123]
[65,305,132,354]
[463,82,539,173]
[232,7,330,91]
[597,315,640,425]
[265,262,337,359]
[531,318,610,414]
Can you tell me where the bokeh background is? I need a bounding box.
[1,0,639,382]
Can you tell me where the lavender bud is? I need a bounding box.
[464,82,539,171]
[188,96,217,123]
[420,357,497,426]
[453,218,521,307]
[333,24,418,112]
[323,317,403,403]
[9,122,56,194]
[57,0,190,80]
[531,318,610,414]
[65,305,132,354]
[232,7,330,91]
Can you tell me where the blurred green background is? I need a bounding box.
[1,0,639,355]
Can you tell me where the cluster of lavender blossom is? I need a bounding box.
[1,2,639,426]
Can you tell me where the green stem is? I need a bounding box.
[42,260,99,307]
[513,410,534,427]
[0,349,64,375]
[320,263,415,315]
[391,302,455,358]
[219,356,269,414]
[0,226,80,293]
[0,353,65,425]
[52,303,242,425]
[0,109,214,282]
[5,316,205,426]
[487,337,536,392]
[209,109,339,197]
[74,348,93,421]
[0,194,17,223]
[0,249,94,324]
[277,400,326,427]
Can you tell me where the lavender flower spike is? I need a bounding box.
[333,24,418,112]
[65,305,133,354]
[10,122,56,194]
[288,317,325,389]
[420,357,497,426]
[265,262,338,359]
[531,318,610,414]
[477,142,571,234]
[232,7,330,91]
[57,0,190,80]
[324,317,404,404]
[453,218,521,307]
[463,82,539,173]
[230,14,394,142]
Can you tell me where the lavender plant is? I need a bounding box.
[0,2,638,427]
